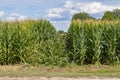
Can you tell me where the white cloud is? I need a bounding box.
[18,15,27,21]
[75,2,120,14]
[46,1,120,31]
[0,11,4,17]
[7,13,27,21]
[46,8,65,14]
[46,8,65,18]
[46,1,120,19]
[63,0,74,8]
[10,13,20,17]
[7,16,16,21]
[47,13,62,18]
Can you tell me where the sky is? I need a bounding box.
[0,0,120,31]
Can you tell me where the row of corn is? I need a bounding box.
[0,20,66,66]
[0,19,120,66]
[66,20,120,65]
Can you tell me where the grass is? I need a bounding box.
[0,65,120,78]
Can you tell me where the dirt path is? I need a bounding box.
[0,77,120,80]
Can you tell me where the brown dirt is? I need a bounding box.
[0,77,120,80]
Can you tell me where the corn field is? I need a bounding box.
[0,20,67,66]
[0,19,120,66]
[66,20,120,65]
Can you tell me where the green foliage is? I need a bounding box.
[102,11,117,20]
[1,18,120,66]
[72,12,95,20]
[113,9,120,17]
[102,9,120,20]
[66,20,120,65]
[0,19,68,66]
[58,30,65,34]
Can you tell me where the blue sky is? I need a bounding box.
[0,0,120,31]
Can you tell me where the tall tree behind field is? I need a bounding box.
[113,9,120,17]
[72,12,95,20]
[102,9,120,20]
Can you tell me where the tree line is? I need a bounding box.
[72,9,120,20]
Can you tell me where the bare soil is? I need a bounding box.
[0,77,120,80]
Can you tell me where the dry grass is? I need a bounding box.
[0,65,120,77]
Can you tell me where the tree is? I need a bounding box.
[113,9,120,17]
[102,11,117,20]
[58,30,65,34]
[72,12,95,20]
[102,9,120,20]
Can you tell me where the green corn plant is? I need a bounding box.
[92,24,102,65]
[0,19,60,66]
[66,19,120,65]
[78,25,87,65]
